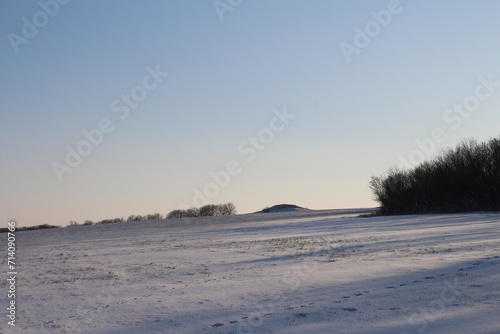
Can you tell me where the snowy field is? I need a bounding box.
[2,209,500,334]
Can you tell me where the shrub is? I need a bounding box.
[18,224,61,231]
[199,204,217,217]
[146,213,163,220]
[97,217,124,224]
[127,215,147,222]
[186,207,200,217]
[166,210,184,219]
[220,202,237,215]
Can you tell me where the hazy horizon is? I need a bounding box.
[2,0,500,227]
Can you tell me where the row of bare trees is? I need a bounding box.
[70,213,165,226]
[66,203,237,227]
[167,203,237,218]
[370,137,500,214]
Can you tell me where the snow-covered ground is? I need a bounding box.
[3,210,499,334]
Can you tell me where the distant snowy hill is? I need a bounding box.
[256,204,309,213]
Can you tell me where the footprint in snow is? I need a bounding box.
[343,307,358,312]
[212,323,225,328]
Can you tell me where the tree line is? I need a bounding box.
[370,137,500,214]
[0,203,237,232]
[70,203,237,226]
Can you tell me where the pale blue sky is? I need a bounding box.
[1,0,500,227]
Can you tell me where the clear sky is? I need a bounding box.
[1,0,500,227]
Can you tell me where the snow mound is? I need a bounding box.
[257,204,309,213]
